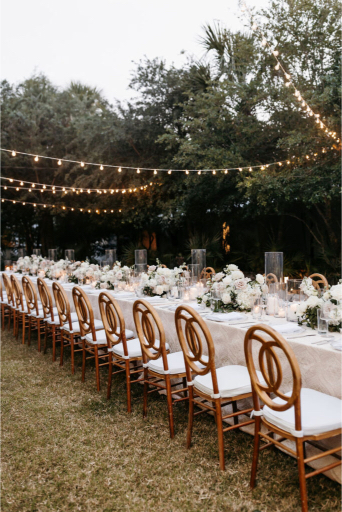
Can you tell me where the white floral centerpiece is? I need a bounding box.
[140,262,184,297]
[295,277,342,331]
[94,262,132,290]
[197,264,268,312]
[16,255,47,275]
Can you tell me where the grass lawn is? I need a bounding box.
[1,329,341,512]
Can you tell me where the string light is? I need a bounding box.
[100,165,104,170]
[241,1,340,143]
[34,156,39,162]
[1,197,119,214]
[80,161,85,167]
[11,151,16,157]
[58,159,62,166]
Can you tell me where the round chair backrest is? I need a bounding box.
[52,282,72,328]
[133,299,167,367]
[99,292,127,351]
[175,305,218,394]
[72,286,95,339]
[309,273,328,290]
[244,324,302,431]
[2,273,13,305]
[266,273,278,285]
[22,276,39,316]
[37,278,54,321]
[10,274,24,310]
[0,278,3,302]
[200,267,216,280]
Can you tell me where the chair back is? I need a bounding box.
[0,278,3,302]
[175,305,218,394]
[10,274,24,311]
[200,267,216,280]
[37,278,55,321]
[309,273,328,290]
[244,324,302,431]
[98,292,128,351]
[265,273,278,285]
[133,299,168,367]
[52,282,72,328]
[72,286,96,340]
[2,273,13,305]
[22,276,39,315]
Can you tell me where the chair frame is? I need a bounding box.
[72,286,108,391]
[308,273,329,291]
[133,299,187,438]
[22,276,45,351]
[38,278,61,359]
[98,292,142,412]
[175,304,255,470]
[52,282,82,374]
[244,324,341,512]
[200,267,216,280]
[2,273,14,330]
[265,273,278,285]
[10,274,29,343]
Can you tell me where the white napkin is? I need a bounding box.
[330,340,342,351]
[206,312,245,322]
[272,323,303,334]
[140,296,164,303]
[168,302,202,312]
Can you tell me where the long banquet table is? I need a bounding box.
[5,273,342,483]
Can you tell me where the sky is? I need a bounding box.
[1,0,268,104]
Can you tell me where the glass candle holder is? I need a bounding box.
[17,248,26,258]
[32,248,41,256]
[191,249,206,277]
[135,250,147,272]
[286,279,303,322]
[188,264,200,284]
[48,249,58,262]
[105,249,116,267]
[65,249,75,262]
[252,298,262,319]
[265,252,283,284]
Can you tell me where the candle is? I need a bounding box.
[184,291,190,302]
[267,296,277,315]
[287,302,298,322]
[189,287,198,300]
[172,286,178,298]
[284,277,289,283]
[278,307,285,318]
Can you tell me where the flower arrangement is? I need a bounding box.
[94,262,132,290]
[197,264,268,312]
[296,277,342,331]
[140,263,184,297]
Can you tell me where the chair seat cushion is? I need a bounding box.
[111,338,169,359]
[147,350,189,375]
[263,388,342,437]
[62,321,82,334]
[194,365,262,398]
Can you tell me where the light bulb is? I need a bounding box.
[261,38,267,46]
[80,161,85,167]
[154,169,157,174]
[285,73,291,80]
[239,168,243,172]
[100,165,104,170]
[287,160,290,164]
[44,205,46,208]
[11,151,16,157]
[23,202,25,205]
[62,188,65,192]
[20,182,23,186]
[88,189,91,193]
[34,156,39,162]
[198,170,201,175]
[212,170,216,175]
[9,178,13,182]
[249,167,252,172]
[252,23,258,30]
[168,170,172,174]
[273,50,279,57]
[294,90,300,97]
[58,160,62,166]
[137,168,140,173]
[261,166,265,170]
[285,82,291,87]
[13,200,16,204]
[118,167,122,173]
[4,186,7,190]
[32,184,35,188]
[185,170,189,174]
[71,208,74,211]
[224,169,228,174]
[302,101,306,107]
[278,162,282,166]
[43,185,46,189]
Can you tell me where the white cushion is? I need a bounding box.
[194,365,262,398]
[263,388,342,437]
[147,350,188,375]
[62,321,82,334]
[111,338,169,359]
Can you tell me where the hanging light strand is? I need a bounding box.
[0,197,122,214]
[241,2,340,143]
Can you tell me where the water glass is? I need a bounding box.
[317,308,328,335]
[252,298,262,320]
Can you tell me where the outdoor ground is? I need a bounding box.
[1,329,341,512]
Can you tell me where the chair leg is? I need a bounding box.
[51,325,56,360]
[296,438,308,512]
[28,317,32,346]
[81,341,86,382]
[70,334,75,373]
[94,347,100,392]
[232,400,239,425]
[215,398,225,470]
[165,375,175,439]
[8,308,12,330]
[250,416,261,488]
[1,304,4,330]
[125,360,132,413]
[15,313,20,339]
[22,314,26,344]
[143,368,149,418]
[60,332,65,367]
[107,358,113,400]
[187,386,194,449]
[37,320,41,352]
[13,309,16,336]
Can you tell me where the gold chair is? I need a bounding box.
[244,324,342,512]
[72,286,106,391]
[37,278,61,360]
[2,273,14,330]
[98,292,139,412]
[200,267,216,280]
[308,273,328,291]
[265,273,278,285]
[175,304,256,470]
[52,282,81,373]
[22,276,45,351]
[10,274,29,343]
[133,299,187,439]
[1,275,12,330]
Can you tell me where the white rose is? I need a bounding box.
[155,285,164,295]
[295,303,307,316]
[222,276,232,286]
[149,278,157,288]
[227,264,238,271]
[323,291,331,300]
[222,293,231,304]
[149,265,156,272]
[330,284,342,301]
[261,284,269,294]
[234,279,247,290]
[306,296,323,308]
[255,274,264,284]
[231,270,244,280]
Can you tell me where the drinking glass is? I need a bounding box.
[317,308,328,335]
[320,303,338,339]
[33,249,41,256]
[252,298,262,320]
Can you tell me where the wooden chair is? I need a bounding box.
[10,274,29,343]
[308,273,328,291]
[72,286,106,391]
[265,273,278,285]
[22,275,44,351]
[244,324,342,512]
[38,278,61,360]
[1,275,12,330]
[133,299,187,439]
[98,291,140,412]
[200,267,216,280]
[52,282,81,373]
[175,304,256,470]
[2,273,14,330]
